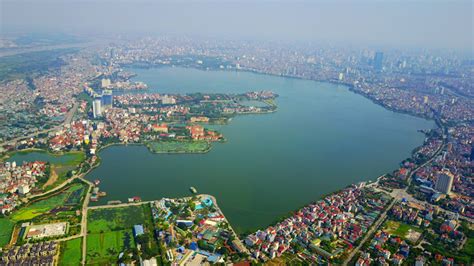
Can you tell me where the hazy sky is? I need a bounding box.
[1,0,473,50]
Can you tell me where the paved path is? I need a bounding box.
[87,201,151,210]
[80,178,92,265]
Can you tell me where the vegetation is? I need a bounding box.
[88,206,146,233]
[9,183,84,222]
[0,217,15,247]
[86,205,149,264]
[0,48,76,81]
[58,238,82,265]
[384,220,423,242]
[86,230,135,264]
[146,140,210,153]
[5,149,86,190]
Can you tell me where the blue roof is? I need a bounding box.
[202,198,213,207]
[133,224,144,236]
[208,255,219,262]
[189,242,198,250]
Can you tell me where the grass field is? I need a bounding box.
[146,140,210,153]
[384,220,423,243]
[88,205,146,233]
[462,237,474,257]
[10,183,84,222]
[58,238,82,265]
[86,205,147,264]
[0,218,15,247]
[86,230,135,264]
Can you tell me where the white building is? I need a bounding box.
[101,78,111,88]
[93,97,102,118]
[18,184,30,195]
[435,170,454,194]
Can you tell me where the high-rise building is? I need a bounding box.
[101,78,111,88]
[338,73,344,81]
[373,52,384,71]
[435,170,454,194]
[93,97,102,118]
[101,90,113,109]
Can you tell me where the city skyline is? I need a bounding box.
[1,0,473,51]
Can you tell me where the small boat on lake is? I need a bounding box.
[190,187,197,194]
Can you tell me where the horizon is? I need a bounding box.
[1,0,473,52]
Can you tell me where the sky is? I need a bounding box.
[1,0,473,51]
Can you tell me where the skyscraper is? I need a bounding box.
[435,170,454,194]
[101,90,113,109]
[93,96,102,118]
[373,52,384,71]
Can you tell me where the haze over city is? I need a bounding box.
[0,0,473,265]
[2,0,473,50]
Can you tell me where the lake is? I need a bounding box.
[17,67,436,233]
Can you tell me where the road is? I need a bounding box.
[343,125,448,264]
[80,177,93,265]
[200,194,251,255]
[26,174,79,200]
[342,198,396,265]
[87,201,151,210]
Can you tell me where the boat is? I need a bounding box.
[128,196,141,203]
[190,187,197,194]
[94,179,101,186]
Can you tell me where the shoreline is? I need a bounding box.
[129,64,437,124]
[2,66,447,236]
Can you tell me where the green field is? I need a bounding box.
[10,183,85,222]
[88,205,146,233]
[86,230,135,264]
[462,237,474,257]
[146,140,210,153]
[0,217,15,247]
[384,220,423,242]
[86,205,147,264]
[59,238,82,265]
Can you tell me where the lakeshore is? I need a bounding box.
[85,67,434,232]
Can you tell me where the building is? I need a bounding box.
[338,73,344,81]
[93,97,102,118]
[18,184,30,195]
[26,222,68,239]
[133,224,144,237]
[151,123,168,133]
[101,78,111,88]
[101,90,113,109]
[373,52,384,71]
[435,170,454,194]
[161,95,176,105]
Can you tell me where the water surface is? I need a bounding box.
[82,68,435,232]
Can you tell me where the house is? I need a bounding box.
[134,224,144,237]
[151,123,168,133]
